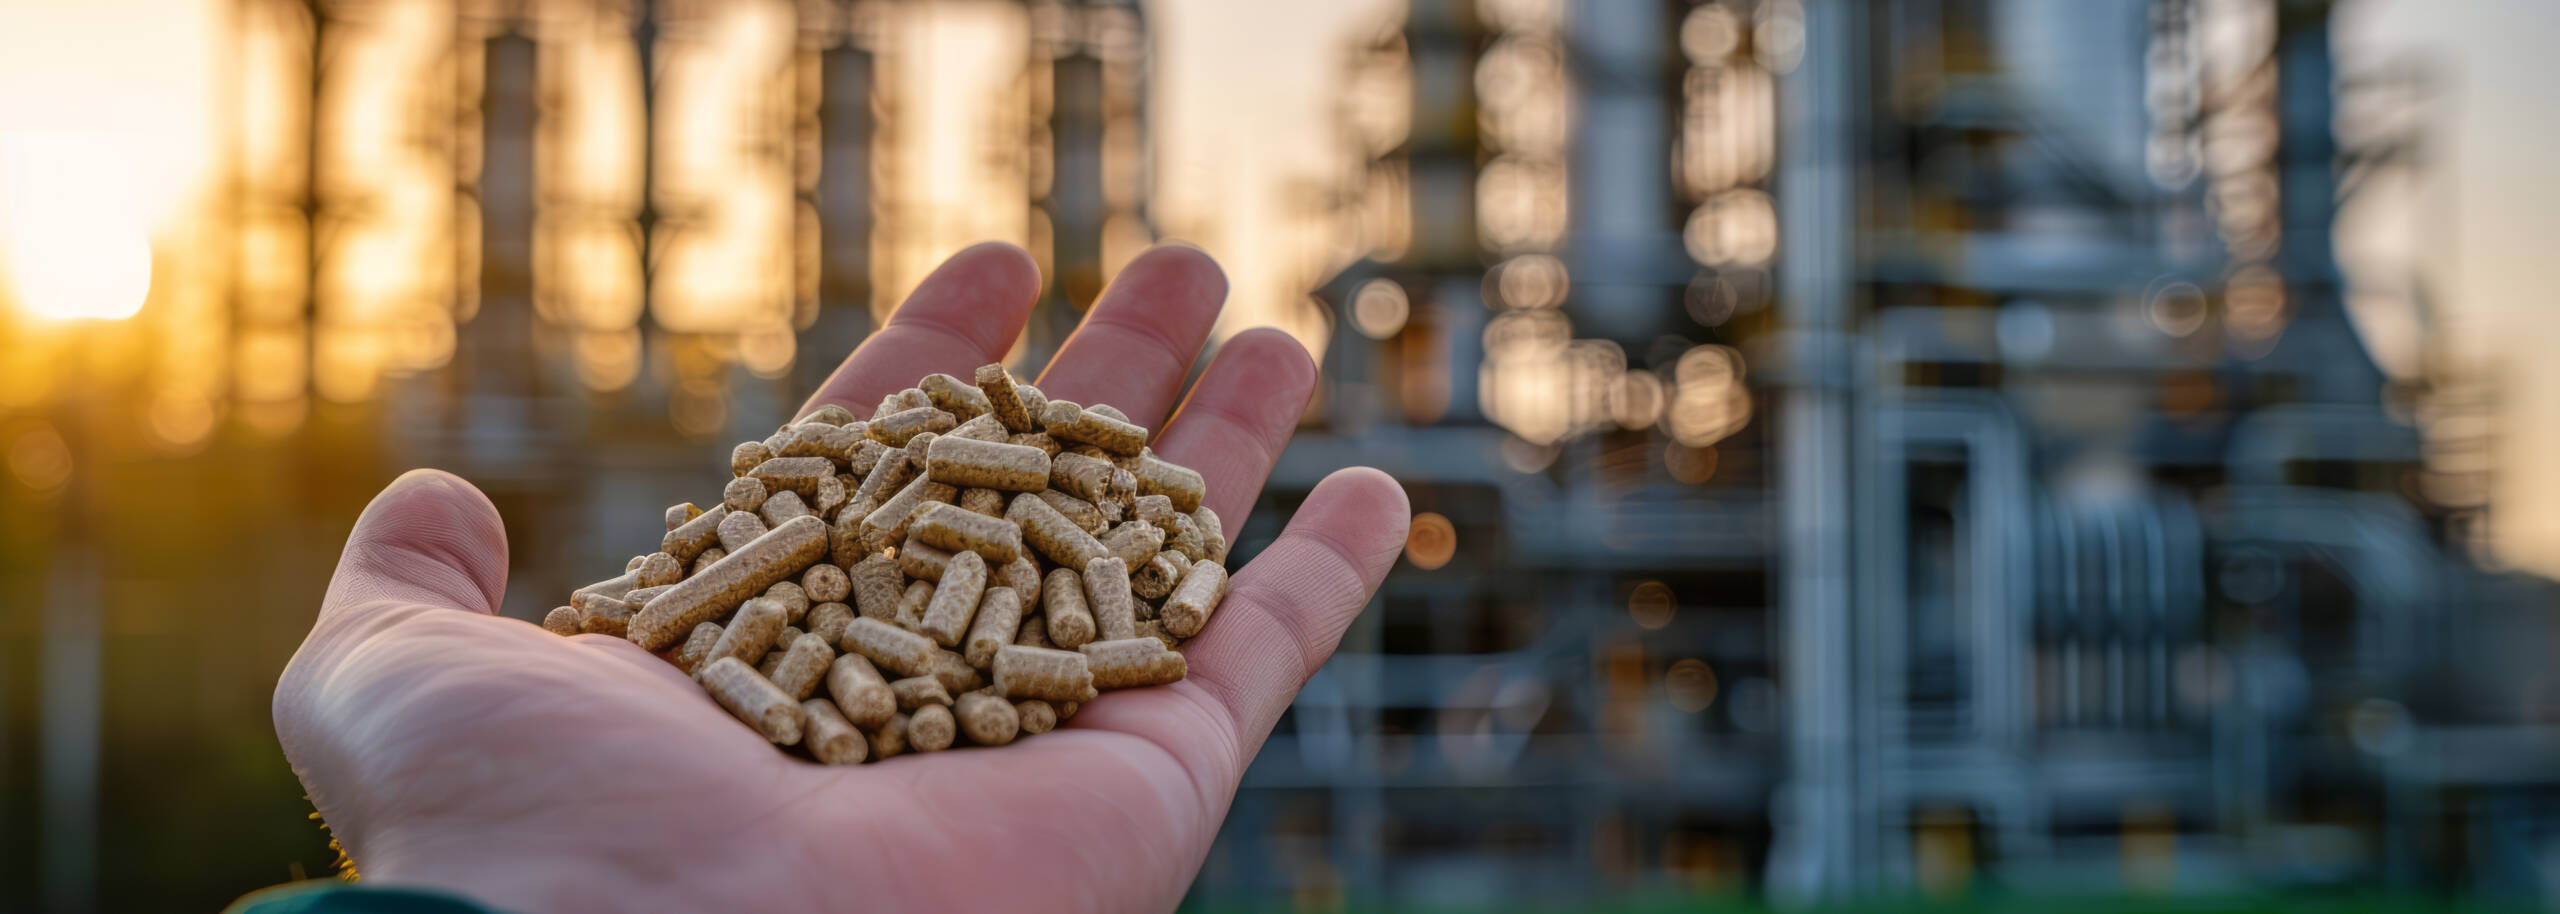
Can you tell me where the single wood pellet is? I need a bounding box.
[539,363,1234,763]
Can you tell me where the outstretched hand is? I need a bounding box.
[273,244,1410,913]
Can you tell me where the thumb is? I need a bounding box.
[321,468,510,623]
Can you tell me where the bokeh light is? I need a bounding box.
[1404,511,1456,570]
[1665,658,1719,712]
[1628,580,1675,630]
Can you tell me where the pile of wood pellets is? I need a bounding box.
[541,364,1229,764]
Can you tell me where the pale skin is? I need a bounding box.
[273,244,1411,913]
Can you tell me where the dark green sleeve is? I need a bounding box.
[223,881,509,914]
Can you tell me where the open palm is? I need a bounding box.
[273,244,1410,913]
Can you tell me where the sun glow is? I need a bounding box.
[0,133,157,321]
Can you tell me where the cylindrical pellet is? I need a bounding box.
[954,690,1019,746]
[842,616,939,678]
[699,657,804,745]
[897,540,953,582]
[1016,383,1050,427]
[1037,489,1109,535]
[920,550,989,646]
[541,606,581,636]
[1166,512,1210,562]
[624,584,674,607]
[948,412,1011,442]
[1015,613,1053,648]
[774,624,808,653]
[964,586,1024,668]
[847,439,889,477]
[665,502,703,532]
[1043,566,1096,648]
[806,601,854,646]
[848,554,906,622]
[992,644,1099,702]
[629,515,829,651]
[999,555,1042,607]
[724,476,768,513]
[920,372,993,420]
[1083,557,1137,642]
[1009,492,1109,570]
[764,580,811,623]
[974,363,1041,432]
[860,473,957,547]
[1131,453,1207,512]
[928,648,985,693]
[1086,403,1129,423]
[1015,699,1058,734]
[1133,549,1186,600]
[692,547,726,576]
[894,579,935,631]
[1082,638,1188,689]
[1132,494,1178,528]
[701,597,789,670]
[814,473,849,519]
[749,456,835,497]
[578,594,635,637]
[802,698,867,765]
[908,703,957,752]
[1161,558,1229,638]
[958,487,1008,517]
[911,502,1024,564]
[891,675,953,709]
[826,652,897,728]
[1010,431,1062,457]
[801,563,850,603]
[1101,520,1165,569]
[758,489,812,527]
[868,711,910,759]
[715,509,769,553]
[799,402,858,426]
[731,441,773,477]
[677,621,724,673]
[867,406,957,447]
[1191,505,1227,563]
[925,434,1051,491]
[767,633,835,700]
[1042,400,1148,454]
[1135,618,1178,650]
[1050,452,1130,504]
[573,570,642,606]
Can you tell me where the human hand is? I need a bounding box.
[273,244,1410,913]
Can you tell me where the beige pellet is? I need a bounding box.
[1082,638,1188,689]
[868,711,911,759]
[1131,453,1207,513]
[812,473,848,519]
[805,602,853,652]
[948,412,1011,442]
[692,547,726,575]
[1133,549,1186,600]
[1101,519,1165,569]
[1191,505,1227,563]
[1166,512,1211,562]
[964,585,1024,668]
[1008,492,1109,570]
[847,439,889,477]
[677,621,724,673]
[974,364,1040,432]
[829,507,871,570]
[1161,557,1229,638]
[921,372,994,420]
[764,580,811,623]
[891,675,954,710]
[731,441,773,477]
[928,648,986,693]
[1134,618,1178,650]
[761,428,793,454]
[757,653,784,679]
[1050,452,1132,504]
[1010,431,1062,457]
[698,597,787,669]
[660,499,732,563]
[849,554,905,622]
[1086,403,1130,424]
[1036,489,1109,535]
[1015,699,1058,735]
[860,472,957,547]
[894,579,935,631]
[868,406,957,447]
[825,652,897,728]
[779,422,861,462]
[1133,593,1159,622]
[1016,383,1050,423]
[631,552,680,588]
[699,657,804,745]
[758,488,813,527]
[802,698,868,765]
[1132,494,1179,528]
[541,606,581,636]
[573,570,641,607]
[665,502,702,532]
[1041,400,1148,455]
[897,540,953,582]
[999,555,1043,606]
[628,514,829,651]
[909,703,957,752]
[1043,566,1096,648]
[925,435,1052,491]
[626,554,648,573]
[624,584,674,607]
[768,633,835,700]
[1015,614,1053,648]
[715,509,768,554]
[920,550,989,647]
[845,442,918,515]
[958,487,1008,517]
[954,690,1019,746]
[1083,557,1138,642]
[723,476,768,513]
[749,455,835,498]
[578,594,635,637]
[991,644,1099,702]
[875,387,931,420]
[773,624,807,653]
[800,402,859,427]
[842,617,940,679]
[801,563,851,602]
[911,502,1024,564]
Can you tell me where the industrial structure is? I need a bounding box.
[1223,0,2556,906]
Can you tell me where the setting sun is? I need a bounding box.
[0,146,154,321]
